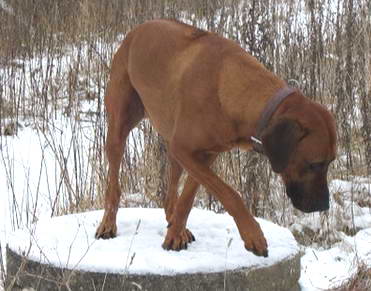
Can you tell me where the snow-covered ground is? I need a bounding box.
[300,229,371,290]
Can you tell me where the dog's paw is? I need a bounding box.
[162,228,195,251]
[241,220,268,257]
[95,221,117,239]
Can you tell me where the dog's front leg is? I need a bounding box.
[95,132,124,239]
[170,145,268,257]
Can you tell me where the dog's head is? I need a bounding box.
[261,101,336,213]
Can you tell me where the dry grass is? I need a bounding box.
[330,263,371,291]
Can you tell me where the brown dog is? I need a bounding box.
[95,20,337,257]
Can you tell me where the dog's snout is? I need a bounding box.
[286,182,330,213]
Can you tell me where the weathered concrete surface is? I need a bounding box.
[6,246,300,291]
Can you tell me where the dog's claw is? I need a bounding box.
[252,246,268,257]
[162,242,170,250]
[245,244,268,257]
[191,232,196,242]
[96,231,115,239]
[95,229,116,239]
[244,234,268,258]
[182,240,188,250]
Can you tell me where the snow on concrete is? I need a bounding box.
[7,208,299,275]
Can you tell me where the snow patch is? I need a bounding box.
[300,228,371,290]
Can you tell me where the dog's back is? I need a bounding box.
[111,19,284,142]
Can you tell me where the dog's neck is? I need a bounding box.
[251,87,297,153]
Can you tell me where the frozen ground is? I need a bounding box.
[1,120,371,290]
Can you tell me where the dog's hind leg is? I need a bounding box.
[164,154,183,223]
[163,153,217,251]
[163,154,196,249]
[95,66,144,239]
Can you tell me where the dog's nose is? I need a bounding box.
[303,194,329,213]
[300,202,328,213]
[290,191,329,213]
[317,187,330,211]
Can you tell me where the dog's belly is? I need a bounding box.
[129,61,184,140]
[137,88,178,141]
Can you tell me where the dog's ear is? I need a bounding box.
[261,119,305,173]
